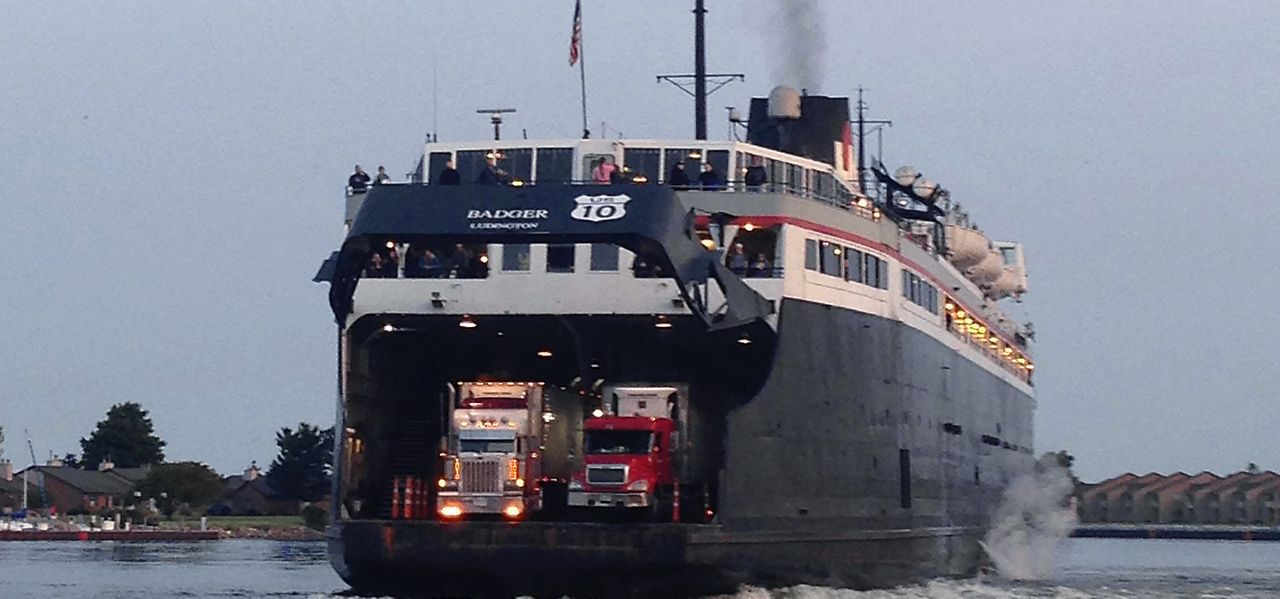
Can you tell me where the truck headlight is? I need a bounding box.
[568,480,583,491]
[625,479,650,492]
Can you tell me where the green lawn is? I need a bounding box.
[158,515,305,530]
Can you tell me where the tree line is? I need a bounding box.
[44,402,333,513]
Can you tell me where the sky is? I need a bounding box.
[1,1,1277,483]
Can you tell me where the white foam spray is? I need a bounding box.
[978,457,1078,581]
[769,0,826,92]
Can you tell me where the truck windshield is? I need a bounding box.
[585,430,652,455]
[459,439,516,453]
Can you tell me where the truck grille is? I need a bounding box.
[586,465,626,486]
[460,460,502,494]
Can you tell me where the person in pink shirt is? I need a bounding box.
[590,157,616,183]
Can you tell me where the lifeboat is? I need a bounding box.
[966,250,1004,285]
[945,225,990,269]
[986,266,1027,300]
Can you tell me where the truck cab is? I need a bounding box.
[437,383,542,520]
[569,386,683,517]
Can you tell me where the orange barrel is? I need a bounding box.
[391,477,401,519]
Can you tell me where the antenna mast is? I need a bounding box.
[855,88,892,194]
[694,0,707,140]
[657,1,743,140]
[475,108,517,141]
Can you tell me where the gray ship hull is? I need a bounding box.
[328,298,1034,597]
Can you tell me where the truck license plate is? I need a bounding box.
[474,498,488,507]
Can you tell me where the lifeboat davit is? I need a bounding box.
[945,225,990,269]
[966,250,1004,285]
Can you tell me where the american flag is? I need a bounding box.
[569,0,582,66]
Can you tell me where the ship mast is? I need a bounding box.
[656,1,743,140]
[694,0,707,140]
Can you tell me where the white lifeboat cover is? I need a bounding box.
[946,225,990,269]
[966,250,1004,285]
[987,266,1027,299]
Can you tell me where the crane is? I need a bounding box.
[24,429,47,511]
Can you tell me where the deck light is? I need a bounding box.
[655,315,673,329]
[632,174,648,184]
[743,223,755,232]
[386,241,396,249]
[479,255,489,264]
[737,333,752,345]
[510,179,524,187]
[592,409,605,418]
[459,315,477,329]
[688,150,702,160]
[382,324,395,333]
[537,349,553,358]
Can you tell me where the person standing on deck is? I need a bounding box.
[437,160,461,185]
[698,162,723,190]
[348,165,371,193]
[591,157,616,183]
[477,155,505,184]
[374,166,391,185]
[744,156,768,190]
[668,160,690,190]
[725,242,748,275]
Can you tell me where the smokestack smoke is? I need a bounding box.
[770,0,826,92]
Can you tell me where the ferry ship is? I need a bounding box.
[315,22,1036,599]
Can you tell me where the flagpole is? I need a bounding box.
[578,3,589,138]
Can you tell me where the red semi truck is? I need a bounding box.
[568,385,713,521]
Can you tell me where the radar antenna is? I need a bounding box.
[475,108,517,141]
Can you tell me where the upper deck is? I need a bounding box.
[329,137,1035,387]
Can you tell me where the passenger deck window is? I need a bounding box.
[707,150,730,183]
[864,254,880,288]
[820,242,842,277]
[547,244,575,273]
[845,248,863,283]
[624,149,660,183]
[804,239,818,271]
[536,148,574,183]
[499,148,533,183]
[428,152,451,184]
[663,149,698,184]
[503,243,530,272]
[590,244,619,271]
[455,150,489,183]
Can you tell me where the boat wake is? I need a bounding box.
[978,458,1078,581]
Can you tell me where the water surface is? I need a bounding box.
[1,537,1278,598]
